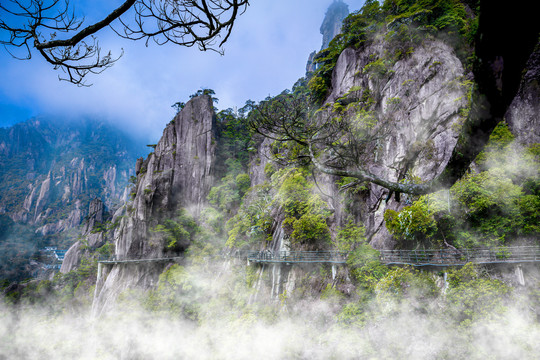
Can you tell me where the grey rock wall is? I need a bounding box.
[60,199,107,273]
[92,95,216,314]
[320,0,349,50]
[325,39,468,248]
[506,43,540,146]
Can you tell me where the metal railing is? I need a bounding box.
[96,246,540,267]
[231,250,348,264]
[379,246,540,267]
[97,255,184,264]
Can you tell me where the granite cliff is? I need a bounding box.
[86,2,539,306]
[92,95,216,314]
[0,118,142,280]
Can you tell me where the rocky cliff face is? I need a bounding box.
[326,40,468,248]
[60,199,107,273]
[0,118,140,242]
[506,45,540,146]
[320,0,349,50]
[244,35,540,300]
[92,95,216,314]
[253,38,469,250]
[90,4,539,310]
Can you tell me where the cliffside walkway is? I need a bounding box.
[379,246,540,267]
[97,256,184,265]
[97,246,540,267]
[234,246,540,267]
[235,250,349,264]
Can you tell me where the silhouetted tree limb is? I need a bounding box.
[0,0,248,85]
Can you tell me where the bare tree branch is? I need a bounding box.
[0,0,249,85]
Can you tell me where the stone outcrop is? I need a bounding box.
[306,51,318,74]
[320,0,349,50]
[60,199,107,273]
[255,38,469,251]
[0,118,139,239]
[506,43,540,145]
[305,1,349,75]
[115,94,216,260]
[92,95,217,314]
[326,39,468,248]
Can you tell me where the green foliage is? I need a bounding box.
[171,101,185,113]
[226,184,274,248]
[148,264,201,320]
[215,107,252,178]
[307,75,328,104]
[206,106,254,225]
[235,173,251,196]
[289,213,331,246]
[451,171,522,243]
[375,266,438,309]
[320,283,344,303]
[226,168,334,250]
[382,0,472,35]
[337,177,368,195]
[151,209,198,251]
[475,122,515,165]
[276,168,312,218]
[347,244,388,291]
[384,196,439,248]
[363,58,389,78]
[385,121,539,248]
[208,173,249,214]
[276,169,332,249]
[334,219,367,252]
[445,263,511,325]
[189,88,219,104]
[264,162,276,178]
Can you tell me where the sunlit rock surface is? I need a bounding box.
[327,39,468,248]
[93,95,216,314]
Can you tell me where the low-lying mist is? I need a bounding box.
[1,256,539,360]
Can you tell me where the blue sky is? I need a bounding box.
[0,0,365,141]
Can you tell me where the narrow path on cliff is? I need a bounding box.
[96,246,540,267]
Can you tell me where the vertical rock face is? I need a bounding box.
[60,199,106,273]
[254,38,469,251]
[93,95,216,314]
[320,0,349,50]
[0,118,140,236]
[506,44,540,145]
[116,95,216,260]
[306,51,318,74]
[325,40,468,248]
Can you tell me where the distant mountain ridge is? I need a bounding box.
[0,117,146,280]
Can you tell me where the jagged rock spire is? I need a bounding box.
[320,0,349,50]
